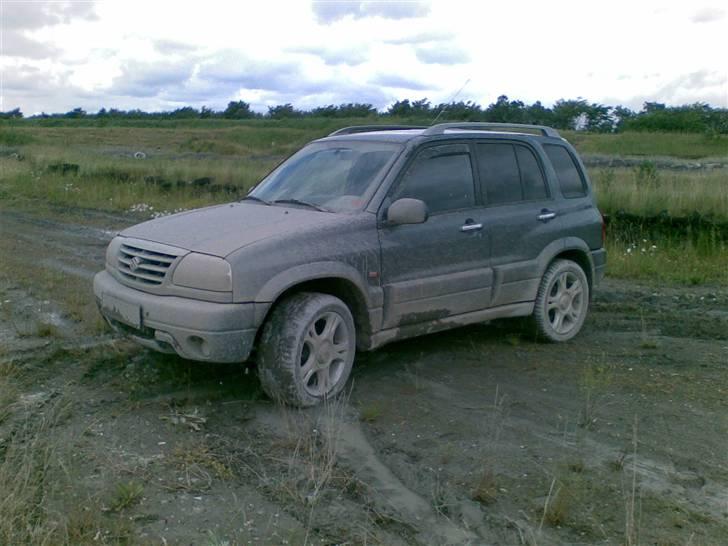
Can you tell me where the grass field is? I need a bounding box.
[2,120,727,284]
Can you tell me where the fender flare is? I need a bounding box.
[536,237,595,283]
[255,261,372,307]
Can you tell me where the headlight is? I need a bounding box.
[105,236,123,267]
[172,253,232,292]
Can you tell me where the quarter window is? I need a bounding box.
[392,146,475,213]
[543,144,587,198]
[516,146,548,200]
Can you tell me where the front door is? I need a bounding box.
[378,143,492,329]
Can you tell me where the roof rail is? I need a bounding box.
[328,125,427,136]
[423,122,560,138]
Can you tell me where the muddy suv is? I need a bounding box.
[94,122,606,406]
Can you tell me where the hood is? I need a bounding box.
[121,202,345,257]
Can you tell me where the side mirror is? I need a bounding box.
[387,198,428,225]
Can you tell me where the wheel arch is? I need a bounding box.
[540,238,595,297]
[255,263,374,350]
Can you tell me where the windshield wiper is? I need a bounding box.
[272,198,330,212]
[241,195,271,205]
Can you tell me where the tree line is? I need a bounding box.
[1,96,726,134]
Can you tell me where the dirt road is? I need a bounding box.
[1,208,727,545]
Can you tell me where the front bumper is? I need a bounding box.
[93,270,258,363]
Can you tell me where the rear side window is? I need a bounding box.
[475,143,549,205]
[543,144,587,198]
[475,143,521,205]
[392,145,475,213]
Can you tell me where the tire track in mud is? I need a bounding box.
[255,407,485,545]
[1,209,117,279]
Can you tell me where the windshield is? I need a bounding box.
[249,141,403,213]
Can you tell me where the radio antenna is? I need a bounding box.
[430,78,471,125]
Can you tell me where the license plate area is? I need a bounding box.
[102,294,142,329]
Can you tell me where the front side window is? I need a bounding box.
[543,144,587,198]
[251,141,402,212]
[391,145,475,214]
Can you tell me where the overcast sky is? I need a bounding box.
[1,0,727,115]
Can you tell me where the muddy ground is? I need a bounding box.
[1,207,727,545]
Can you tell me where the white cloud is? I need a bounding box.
[691,6,726,23]
[1,0,726,114]
[415,45,470,65]
[311,0,430,24]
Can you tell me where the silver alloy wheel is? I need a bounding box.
[546,271,585,335]
[300,311,350,397]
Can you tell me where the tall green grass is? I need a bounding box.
[565,130,728,160]
[606,233,728,285]
[592,167,728,221]
[5,120,727,160]
[0,154,274,213]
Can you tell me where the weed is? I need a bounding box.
[0,382,19,424]
[486,384,510,442]
[611,450,628,472]
[108,481,144,512]
[36,322,61,338]
[0,360,16,378]
[578,360,614,430]
[639,315,659,349]
[0,396,73,544]
[634,160,660,187]
[594,167,615,195]
[359,401,383,422]
[540,478,568,528]
[639,338,659,349]
[160,407,207,431]
[471,467,498,505]
[64,507,135,544]
[172,441,234,482]
[624,417,641,546]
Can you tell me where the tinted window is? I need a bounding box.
[475,143,521,204]
[544,144,586,198]
[516,146,548,200]
[393,147,475,213]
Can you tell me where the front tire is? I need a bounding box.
[257,292,356,407]
[532,259,589,342]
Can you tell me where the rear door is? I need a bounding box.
[542,143,603,250]
[377,143,492,329]
[475,140,561,307]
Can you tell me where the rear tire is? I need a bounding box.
[531,259,589,342]
[257,292,356,407]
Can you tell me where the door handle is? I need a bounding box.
[461,223,483,232]
[538,210,557,222]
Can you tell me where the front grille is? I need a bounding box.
[117,242,177,285]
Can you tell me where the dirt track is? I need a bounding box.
[1,208,727,544]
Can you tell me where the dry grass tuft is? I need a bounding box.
[471,467,498,505]
[0,396,73,544]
